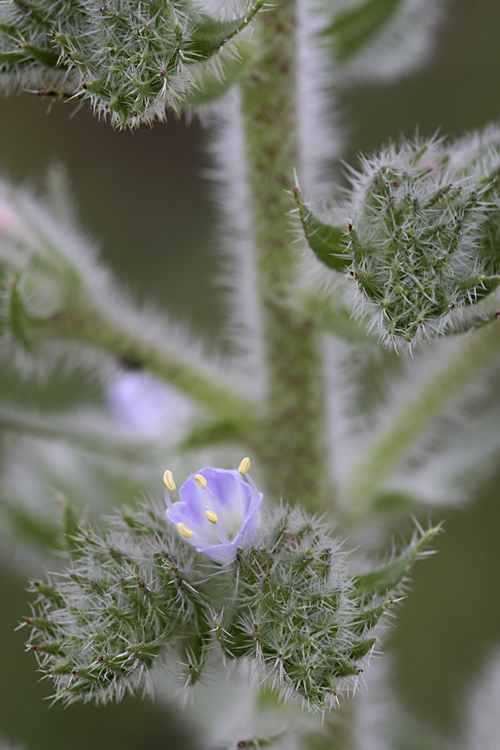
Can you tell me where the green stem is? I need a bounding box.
[45,310,256,424]
[344,322,500,518]
[303,291,372,345]
[0,405,155,460]
[240,0,330,511]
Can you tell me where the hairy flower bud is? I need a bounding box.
[297,129,500,348]
[0,0,264,127]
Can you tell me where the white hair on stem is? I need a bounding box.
[200,89,266,396]
[298,0,345,194]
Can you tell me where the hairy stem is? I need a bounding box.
[0,405,157,460]
[240,0,330,511]
[45,310,256,424]
[344,322,500,518]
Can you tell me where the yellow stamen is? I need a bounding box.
[163,469,176,491]
[238,457,251,474]
[195,474,207,488]
[177,522,194,539]
[205,510,219,524]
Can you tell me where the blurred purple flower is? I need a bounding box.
[164,462,263,564]
[107,371,193,439]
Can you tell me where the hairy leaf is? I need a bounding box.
[293,187,350,272]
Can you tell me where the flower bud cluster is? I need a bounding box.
[299,130,500,348]
[23,489,436,710]
[0,0,263,127]
[24,506,204,705]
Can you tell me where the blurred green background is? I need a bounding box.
[1,0,500,746]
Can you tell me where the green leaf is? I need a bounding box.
[189,0,264,60]
[8,280,43,350]
[293,187,351,272]
[19,43,59,68]
[28,640,65,656]
[31,580,65,605]
[333,660,362,678]
[22,617,58,637]
[48,661,73,676]
[347,637,376,661]
[0,23,22,37]
[352,600,393,635]
[322,0,402,64]
[353,526,441,600]
[0,52,28,66]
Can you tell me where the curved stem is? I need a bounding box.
[45,309,256,424]
[344,321,500,518]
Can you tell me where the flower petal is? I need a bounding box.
[166,464,263,561]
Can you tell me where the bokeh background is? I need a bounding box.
[1,0,499,747]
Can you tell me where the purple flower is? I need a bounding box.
[107,371,194,439]
[164,459,262,564]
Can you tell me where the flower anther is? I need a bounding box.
[164,461,263,564]
[163,469,176,491]
[238,456,251,474]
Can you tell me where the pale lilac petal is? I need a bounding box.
[232,499,262,546]
[172,480,210,525]
[194,468,253,512]
[166,503,221,546]
[166,464,263,562]
[201,543,242,565]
